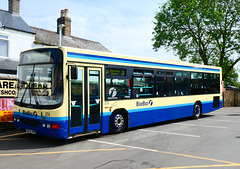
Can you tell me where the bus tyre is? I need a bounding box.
[193,102,201,119]
[109,111,127,133]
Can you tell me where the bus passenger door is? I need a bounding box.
[87,68,101,132]
[69,66,85,135]
[69,66,102,136]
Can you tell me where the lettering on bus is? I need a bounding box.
[19,82,49,90]
[106,68,126,76]
[0,80,17,97]
[22,110,38,118]
[19,82,50,96]
[136,100,153,107]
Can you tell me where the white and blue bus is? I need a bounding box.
[13,47,222,139]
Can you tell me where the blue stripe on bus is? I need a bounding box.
[13,111,68,121]
[128,102,195,113]
[67,52,220,72]
[13,113,69,139]
[103,101,216,116]
[14,100,222,138]
[101,100,222,133]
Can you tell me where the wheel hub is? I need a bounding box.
[114,114,124,128]
[195,105,200,115]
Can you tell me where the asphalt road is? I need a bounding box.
[1,107,240,169]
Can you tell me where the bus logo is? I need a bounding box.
[136,100,153,107]
[22,110,38,118]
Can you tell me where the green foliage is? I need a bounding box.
[152,0,240,85]
[224,68,238,86]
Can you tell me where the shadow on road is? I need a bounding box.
[0,113,215,151]
[0,128,101,151]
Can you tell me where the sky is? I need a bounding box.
[1,0,176,61]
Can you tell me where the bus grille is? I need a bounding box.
[21,118,39,127]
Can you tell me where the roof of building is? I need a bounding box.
[225,85,240,90]
[31,27,111,53]
[0,57,18,74]
[0,9,35,34]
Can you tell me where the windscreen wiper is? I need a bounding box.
[29,66,40,108]
[19,65,40,108]
[19,81,29,105]
[33,88,40,108]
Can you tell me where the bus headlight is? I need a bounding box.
[46,124,51,129]
[42,123,46,127]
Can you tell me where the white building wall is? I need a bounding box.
[32,42,45,48]
[0,28,35,61]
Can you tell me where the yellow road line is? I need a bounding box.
[89,139,237,165]
[153,163,240,169]
[156,150,234,164]
[0,148,132,156]
[0,132,27,139]
[0,138,28,141]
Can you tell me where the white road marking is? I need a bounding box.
[200,119,240,123]
[174,123,227,129]
[88,139,237,165]
[139,129,200,138]
[88,139,159,152]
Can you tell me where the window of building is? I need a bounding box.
[0,34,9,57]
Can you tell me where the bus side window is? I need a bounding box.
[191,73,203,94]
[133,76,154,98]
[106,78,131,100]
[156,76,174,97]
[175,72,190,96]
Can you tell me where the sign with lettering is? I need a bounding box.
[0,98,14,122]
[0,79,17,97]
[22,52,52,64]
[106,68,126,76]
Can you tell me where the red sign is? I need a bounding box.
[0,98,14,122]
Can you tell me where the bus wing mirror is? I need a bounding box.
[71,65,78,79]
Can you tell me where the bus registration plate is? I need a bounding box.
[26,129,36,134]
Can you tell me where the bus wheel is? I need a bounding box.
[109,111,127,133]
[193,102,201,119]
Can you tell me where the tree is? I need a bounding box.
[152,0,240,85]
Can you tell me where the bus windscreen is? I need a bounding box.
[15,49,63,109]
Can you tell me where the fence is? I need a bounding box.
[223,87,240,107]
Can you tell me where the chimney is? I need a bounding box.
[57,9,71,37]
[8,0,20,15]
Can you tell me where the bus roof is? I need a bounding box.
[62,46,221,73]
[21,46,221,73]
